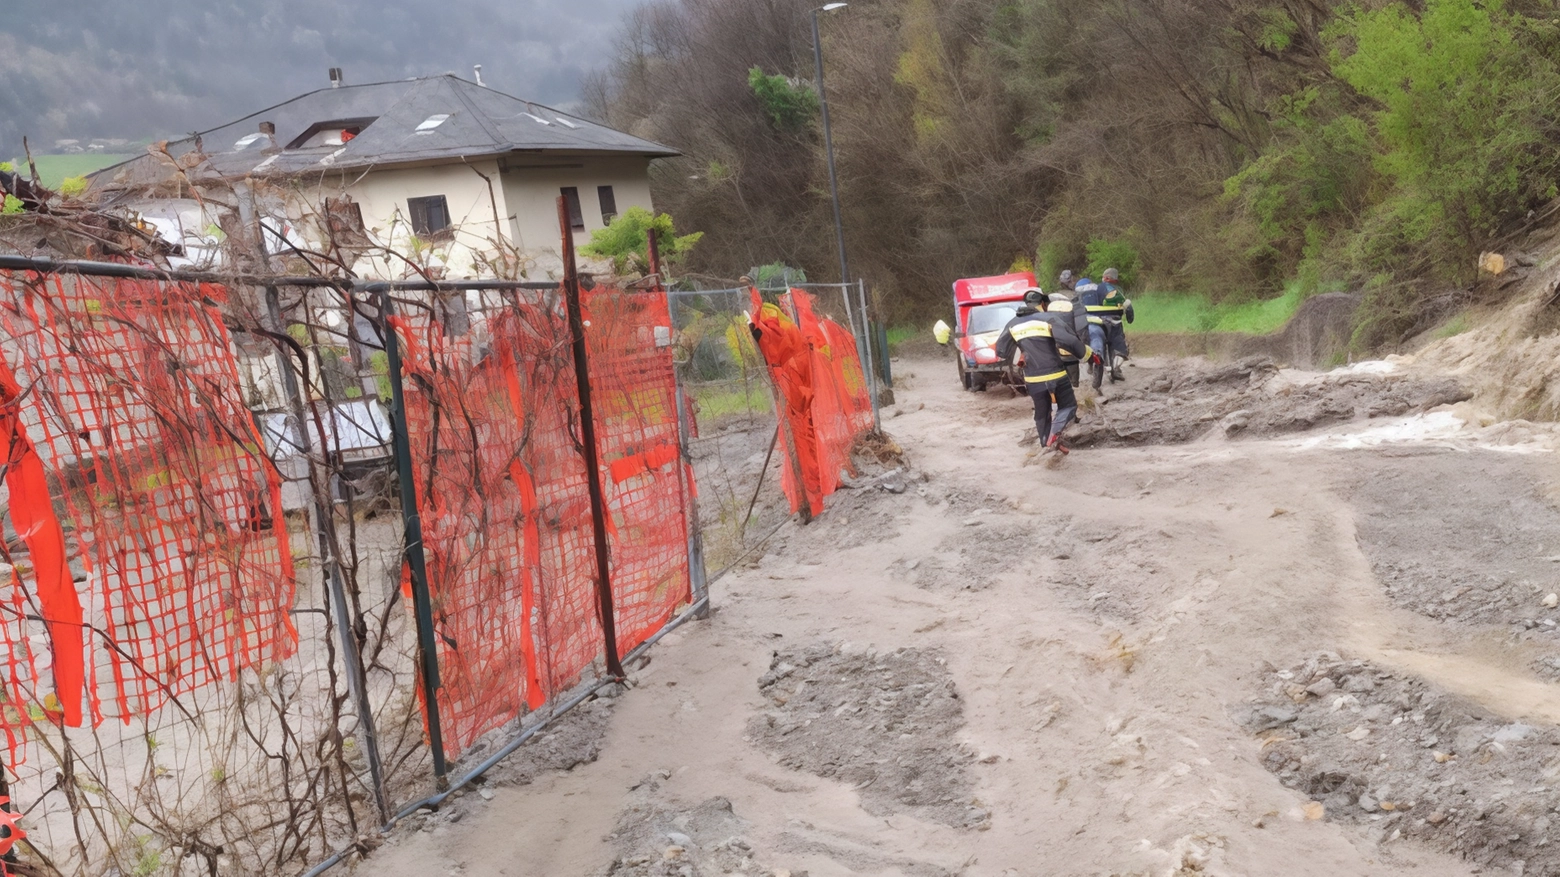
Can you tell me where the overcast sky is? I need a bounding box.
[0,0,644,155]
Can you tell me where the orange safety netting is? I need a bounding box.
[583,288,691,657]
[0,272,296,751]
[748,288,874,517]
[392,286,690,756]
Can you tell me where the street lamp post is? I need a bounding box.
[811,2,850,288]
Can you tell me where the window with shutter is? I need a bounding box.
[407,195,452,239]
[598,186,617,224]
[561,187,585,231]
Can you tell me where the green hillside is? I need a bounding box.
[7,153,135,189]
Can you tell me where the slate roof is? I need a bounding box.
[90,75,676,192]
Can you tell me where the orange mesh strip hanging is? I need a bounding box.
[747,289,823,517]
[0,357,84,735]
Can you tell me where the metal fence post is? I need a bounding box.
[857,280,881,431]
[559,198,628,679]
[0,751,15,870]
[648,232,709,617]
[374,287,450,788]
[264,286,393,821]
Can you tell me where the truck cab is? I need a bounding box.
[948,272,1036,391]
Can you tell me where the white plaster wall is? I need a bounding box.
[342,160,512,279]
[499,156,655,280]
[281,155,655,281]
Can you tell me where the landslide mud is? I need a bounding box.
[1249,654,1560,876]
[747,644,985,829]
[1070,358,1470,448]
[1343,449,1560,631]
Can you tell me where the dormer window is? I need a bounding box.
[286,118,378,149]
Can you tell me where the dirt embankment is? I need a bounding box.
[1070,357,1470,448]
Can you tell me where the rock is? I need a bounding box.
[1492,723,1533,744]
[479,788,495,800]
[881,479,907,495]
[664,845,686,860]
[1302,801,1326,821]
[1358,795,1379,812]
[1544,593,1558,609]
[1250,705,1298,731]
[667,831,694,848]
[1344,726,1371,741]
[1342,675,1376,693]
[1433,751,1453,763]
[1427,810,1448,825]
[1306,677,1337,698]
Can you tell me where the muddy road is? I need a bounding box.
[362,354,1560,877]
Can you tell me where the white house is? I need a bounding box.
[88,73,677,280]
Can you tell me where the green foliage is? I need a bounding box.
[1035,240,1074,289]
[1329,0,1560,273]
[751,262,806,289]
[1084,238,1140,287]
[59,175,88,197]
[579,206,703,276]
[748,67,820,131]
[0,162,12,172]
[2,195,23,215]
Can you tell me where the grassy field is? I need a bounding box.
[7,153,136,188]
[889,285,1311,351]
[1129,285,1307,336]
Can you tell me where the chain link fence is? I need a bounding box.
[0,251,704,875]
[667,281,877,575]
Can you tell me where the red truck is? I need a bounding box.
[946,272,1036,391]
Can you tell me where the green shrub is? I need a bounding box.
[579,206,703,276]
[748,67,820,131]
[1329,0,1560,275]
[1084,237,1140,286]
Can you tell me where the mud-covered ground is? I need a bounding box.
[747,644,984,829]
[1343,449,1560,630]
[1070,357,1471,447]
[368,353,1560,877]
[1247,655,1560,875]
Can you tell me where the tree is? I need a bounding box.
[579,207,704,276]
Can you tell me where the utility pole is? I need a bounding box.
[811,3,850,287]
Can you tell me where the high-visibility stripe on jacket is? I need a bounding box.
[994,311,1090,383]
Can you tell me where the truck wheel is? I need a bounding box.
[973,375,989,392]
[957,356,973,390]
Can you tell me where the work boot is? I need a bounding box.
[1045,435,1070,455]
[1111,355,1125,382]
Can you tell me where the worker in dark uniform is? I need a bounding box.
[996,293,1095,455]
[1046,290,1089,388]
[1097,267,1135,380]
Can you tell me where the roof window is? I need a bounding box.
[286,117,378,149]
[416,114,452,133]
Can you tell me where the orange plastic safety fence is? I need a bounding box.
[789,290,873,498]
[0,271,296,749]
[391,293,593,756]
[748,288,875,517]
[390,287,689,755]
[582,288,691,657]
